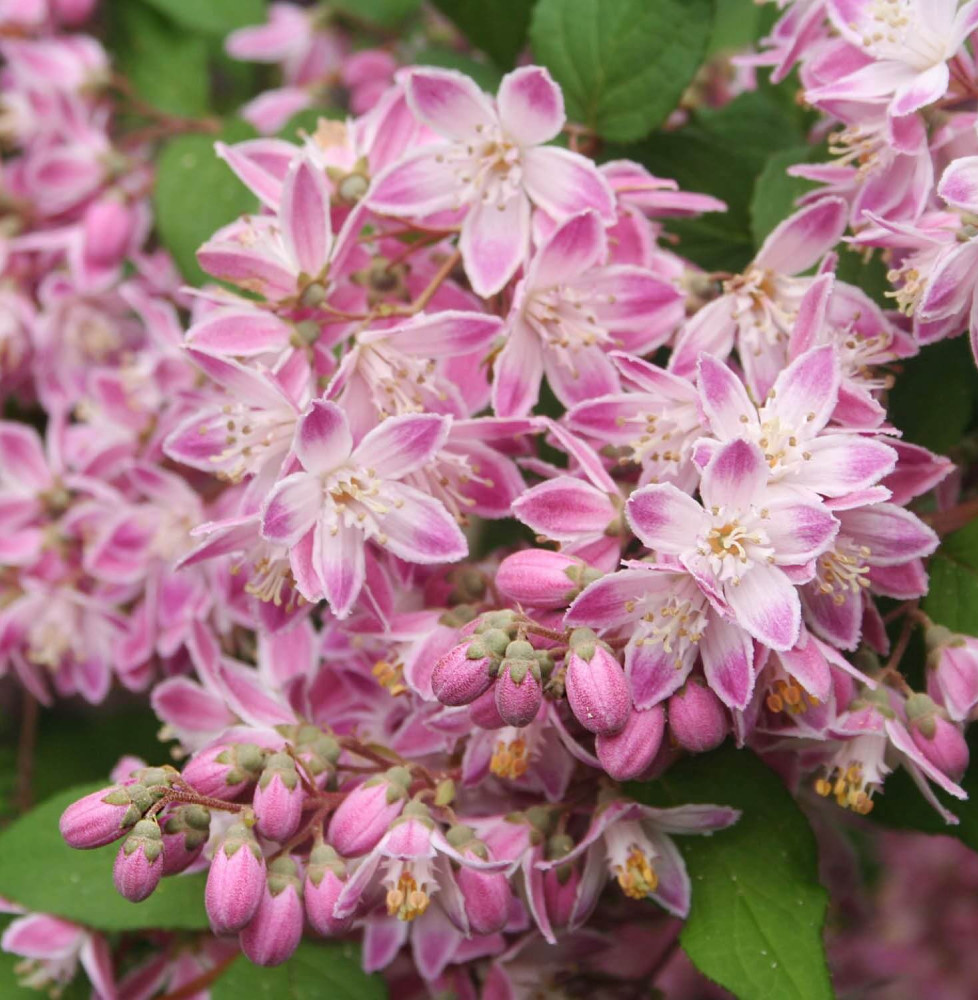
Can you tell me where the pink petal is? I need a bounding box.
[355,413,450,479]
[281,156,333,277]
[0,422,50,489]
[492,318,544,417]
[528,210,606,290]
[195,243,296,299]
[919,241,978,319]
[764,497,839,563]
[794,436,896,497]
[697,354,756,438]
[370,311,502,356]
[411,904,464,981]
[701,616,755,710]
[699,439,768,511]
[367,146,460,216]
[376,483,467,563]
[938,155,978,214]
[789,273,835,357]
[151,677,235,734]
[627,637,693,708]
[647,832,692,918]
[768,344,839,431]
[839,503,938,564]
[725,564,801,651]
[521,146,615,222]
[187,309,292,357]
[543,344,620,409]
[626,483,706,554]
[261,472,322,545]
[1,913,81,957]
[802,583,863,651]
[294,400,353,475]
[497,66,564,145]
[754,197,848,275]
[460,193,530,297]
[314,519,366,618]
[406,68,496,139]
[585,268,683,345]
[514,477,616,541]
[779,630,832,702]
[566,567,676,628]
[890,61,950,117]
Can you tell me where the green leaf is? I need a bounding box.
[707,0,763,54]
[750,145,820,248]
[141,0,266,35]
[411,46,504,93]
[433,0,534,68]
[623,90,805,271]
[629,745,832,1000]
[529,0,714,142]
[0,784,209,930]
[153,119,259,283]
[107,1,210,117]
[888,337,977,454]
[212,942,386,1000]
[333,0,423,28]
[925,520,978,635]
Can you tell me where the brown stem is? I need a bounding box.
[15,689,38,812]
[158,953,239,1000]
[878,611,917,685]
[923,497,978,537]
[338,738,402,768]
[147,788,245,818]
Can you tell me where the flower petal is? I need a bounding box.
[355,413,450,479]
[460,193,530,297]
[724,564,801,651]
[515,477,616,542]
[375,484,468,563]
[314,518,366,618]
[754,197,848,275]
[261,472,322,545]
[521,146,615,222]
[699,439,768,511]
[627,483,706,554]
[528,209,606,290]
[406,68,496,140]
[295,400,352,475]
[701,615,755,710]
[697,355,756,438]
[280,156,333,277]
[497,65,564,145]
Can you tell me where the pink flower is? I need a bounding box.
[368,66,615,296]
[260,401,467,617]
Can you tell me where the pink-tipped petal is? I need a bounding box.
[375,484,468,564]
[701,617,755,710]
[294,400,352,475]
[754,197,848,275]
[725,564,801,651]
[281,157,332,277]
[406,68,496,139]
[497,66,565,145]
[522,146,615,222]
[627,483,706,554]
[261,473,321,546]
[460,193,530,297]
[354,413,450,479]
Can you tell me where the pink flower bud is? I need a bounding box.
[52,0,98,25]
[160,804,211,876]
[60,781,160,849]
[239,857,304,967]
[927,627,978,722]
[469,686,507,729]
[906,693,970,780]
[113,819,164,902]
[668,679,728,753]
[542,835,578,930]
[455,861,511,935]
[253,753,304,843]
[595,705,666,781]
[495,550,597,609]
[182,743,268,800]
[494,640,543,728]
[432,639,497,706]
[205,822,266,933]
[304,844,352,937]
[82,197,133,269]
[565,629,630,735]
[327,767,411,856]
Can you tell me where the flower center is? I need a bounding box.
[814,538,872,604]
[373,658,408,697]
[766,677,820,715]
[491,736,529,779]
[864,0,949,70]
[211,403,296,484]
[614,847,658,899]
[385,869,430,921]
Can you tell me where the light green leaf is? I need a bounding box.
[153,119,259,283]
[333,0,423,28]
[432,0,535,68]
[529,0,714,142]
[750,145,820,247]
[925,520,978,635]
[212,942,386,1000]
[0,784,209,931]
[107,1,210,117]
[141,0,266,35]
[629,745,832,1000]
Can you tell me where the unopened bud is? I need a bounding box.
[565,630,630,735]
[469,685,507,729]
[205,821,266,933]
[160,804,211,876]
[182,743,269,800]
[496,550,598,609]
[456,854,512,935]
[240,857,304,967]
[431,640,496,707]
[305,844,351,936]
[113,819,164,902]
[253,754,305,843]
[495,640,543,727]
[906,693,970,779]
[668,679,728,753]
[60,785,149,850]
[595,705,666,781]
[327,767,410,856]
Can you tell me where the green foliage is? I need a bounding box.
[411,46,504,92]
[529,0,714,143]
[630,745,832,1000]
[624,90,805,271]
[108,1,210,117]
[153,119,259,283]
[0,784,208,931]
[926,520,978,635]
[212,942,386,1000]
[433,0,535,68]
[888,337,977,454]
[333,0,423,28]
[750,145,820,247]
[141,0,266,35]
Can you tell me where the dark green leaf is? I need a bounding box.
[925,520,978,635]
[107,1,210,117]
[708,0,763,54]
[529,0,714,142]
[212,942,386,1000]
[153,119,259,283]
[411,46,504,93]
[141,0,266,35]
[750,145,819,247]
[629,745,832,1000]
[333,0,423,28]
[0,784,209,930]
[888,337,977,454]
[433,0,534,68]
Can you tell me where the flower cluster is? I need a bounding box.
[1,1,976,997]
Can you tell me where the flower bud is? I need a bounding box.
[327,766,411,856]
[253,753,305,843]
[667,679,728,753]
[495,550,599,609]
[454,854,511,934]
[906,693,970,780]
[432,635,502,706]
[292,729,340,789]
[60,784,151,849]
[53,0,98,25]
[542,834,578,930]
[160,804,211,875]
[205,821,266,933]
[113,819,164,902]
[595,705,666,781]
[304,844,352,937]
[82,197,133,269]
[926,627,978,722]
[564,629,630,736]
[240,857,304,967]
[182,743,268,800]
[495,640,543,728]
[469,686,507,729]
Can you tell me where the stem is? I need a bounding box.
[338,738,402,768]
[386,249,463,316]
[15,689,38,812]
[878,612,916,685]
[923,497,978,537]
[158,953,239,1000]
[147,788,245,818]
